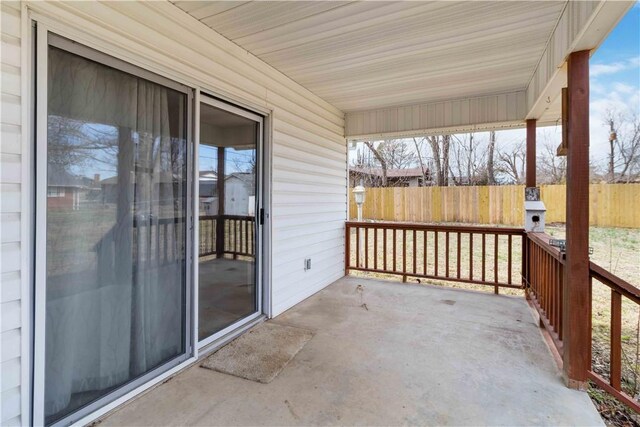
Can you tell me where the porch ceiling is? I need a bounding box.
[171,1,565,112]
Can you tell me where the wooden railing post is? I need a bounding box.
[526,119,537,188]
[345,223,350,276]
[215,147,226,258]
[562,50,591,389]
[610,289,622,390]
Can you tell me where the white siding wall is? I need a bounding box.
[1,0,347,422]
[1,2,25,425]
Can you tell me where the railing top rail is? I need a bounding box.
[199,214,255,221]
[590,261,640,304]
[345,220,525,235]
[526,232,565,263]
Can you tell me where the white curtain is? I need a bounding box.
[45,47,185,419]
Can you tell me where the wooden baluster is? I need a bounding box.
[413,229,417,275]
[383,228,387,271]
[344,224,350,275]
[547,253,552,315]
[540,247,545,310]
[611,289,622,390]
[365,228,369,269]
[445,231,450,278]
[494,233,499,294]
[507,234,513,285]
[434,231,439,276]
[234,219,238,258]
[356,226,360,269]
[558,263,563,340]
[547,257,557,328]
[482,233,486,282]
[374,228,378,270]
[393,229,397,272]
[456,232,461,279]
[402,229,407,281]
[469,233,473,281]
[423,230,427,276]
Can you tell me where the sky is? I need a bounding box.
[350,4,640,173]
[588,3,640,165]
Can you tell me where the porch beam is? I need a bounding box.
[526,119,536,187]
[526,1,633,121]
[562,50,591,389]
[345,90,526,140]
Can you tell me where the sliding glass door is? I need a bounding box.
[36,30,266,427]
[40,36,191,426]
[197,97,262,345]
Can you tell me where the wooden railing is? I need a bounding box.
[523,232,640,413]
[223,215,255,257]
[523,233,565,354]
[199,214,255,258]
[345,221,525,292]
[345,221,640,412]
[587,262,640,413]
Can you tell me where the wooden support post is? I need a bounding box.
[216,147,226,258]
[526,119,537,188]
[562,50,591,390]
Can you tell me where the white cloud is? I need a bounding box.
[591,56,640,77]
[591,62,628,77]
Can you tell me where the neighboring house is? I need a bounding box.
[100,173,182,206]
[199,171,255,216]
[350,167,432,187]
[47,165,93,210]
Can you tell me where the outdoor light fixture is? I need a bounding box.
[353,185,366,222]
[353,185,365,206]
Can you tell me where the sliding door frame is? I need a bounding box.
[195,95,265,351]
[33,25,194,427]
[28,10,274,425]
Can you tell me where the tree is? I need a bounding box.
[537,139,566,184]
[448,133,489,185]
[604,110,640,183]
[487,131,496,185]
[360,140,418,186]
[412,137,431,185]
[497,141,526,184]
[363,141,388,186]
[426,135,450,186]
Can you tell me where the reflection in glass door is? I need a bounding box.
[198,99,261,343]
[41,39,190,426]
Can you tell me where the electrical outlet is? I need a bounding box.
[304,258,311,271]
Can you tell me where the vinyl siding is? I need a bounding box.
[2,2,346,421]
[1,1,24,424]
[345,90,527,139]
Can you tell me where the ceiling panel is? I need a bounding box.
[171,1,567,112]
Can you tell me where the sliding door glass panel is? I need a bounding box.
[45,46,188,424]
[198,102,258,341]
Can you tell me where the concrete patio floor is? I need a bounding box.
[101,276,603,426]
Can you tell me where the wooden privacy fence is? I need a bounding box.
[348,184,640,228]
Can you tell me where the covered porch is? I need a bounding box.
[2,1,637,426]
[100,276,601,426]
